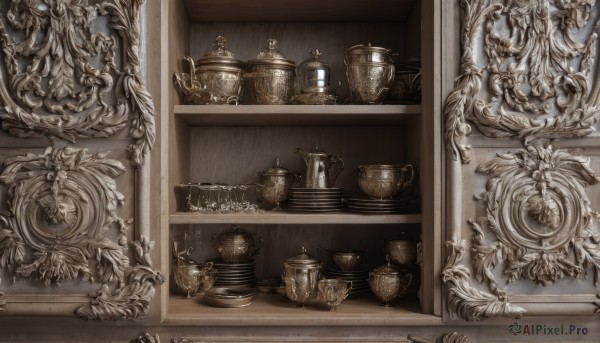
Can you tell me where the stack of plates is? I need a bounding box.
[325,268,370,296]
[347,196,415,214]
[212,259,256,288]
[286,188,346,212]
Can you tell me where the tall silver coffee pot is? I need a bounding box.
[296,147,344,189]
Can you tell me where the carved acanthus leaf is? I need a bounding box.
[443,239,527,321]
[444,0,600,163]
[75,236,165,320]
[0,0,155,167]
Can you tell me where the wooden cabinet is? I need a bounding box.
[162,0,443,329]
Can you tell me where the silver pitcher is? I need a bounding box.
[296,147,344,189]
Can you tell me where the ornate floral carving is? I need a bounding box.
[0,0,155,167]
[0,146,163,320]
[0,146,130,286]
[442,239,526,321]
[445,0,600,163]
[441,333,468,343]
[131,333,160,343]
[471,144,600,287]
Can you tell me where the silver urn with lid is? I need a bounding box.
[244,39,296,104]
[345,43,395,104]
[283,246,323,307]
[174,36,245,105]
[292,49,338,105]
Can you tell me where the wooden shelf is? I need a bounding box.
[165,293,440,326]
[169,212,422,225]
[182,0,418,23]
[174,105,421,126]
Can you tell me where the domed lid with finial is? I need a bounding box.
[196,36,245,71]
[248,39,295,70]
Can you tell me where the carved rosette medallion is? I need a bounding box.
[0,0,155,167]
[471,144,600,288]
[445,0,600,163]
[0,146,130,286]
[0,147,164,319]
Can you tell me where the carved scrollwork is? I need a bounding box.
[471,144,600,287]
[445,0,600,163]
[0,0,155,167]
[75,234,165,320]
[442,239,526,321]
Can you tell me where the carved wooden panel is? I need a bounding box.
[0,0,155,167]
[0,0,161,320]
[443,0,600,322]
[445,0,600,164]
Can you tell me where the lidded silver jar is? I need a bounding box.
[368,257,413,307]
[345,43,395,104]
[245,39,296,104]
[292,49,338,105]
[175,36,245,105]
[256,158,301,210]
[283,246,323,307]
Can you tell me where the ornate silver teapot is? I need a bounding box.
[296,147,344,189]
[174,36,245,105]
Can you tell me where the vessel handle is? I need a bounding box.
[293,173,303,188]
[329,156,344,187]
[250,234,264,258]
[398,164,415,192]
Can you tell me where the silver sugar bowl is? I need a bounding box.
[368,257,413,307]
[292,49,338,105]
[256,158,301,210]
[345,43,395,104]
[174,36,245,105]
[283,246,323,307]
[210,225,263,263]
[244,39,296,104]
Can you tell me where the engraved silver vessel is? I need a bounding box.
[345,43,395,104]
[245,39,296,104]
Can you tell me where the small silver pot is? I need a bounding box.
[210,225,263,263]
[386,239,418,266]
